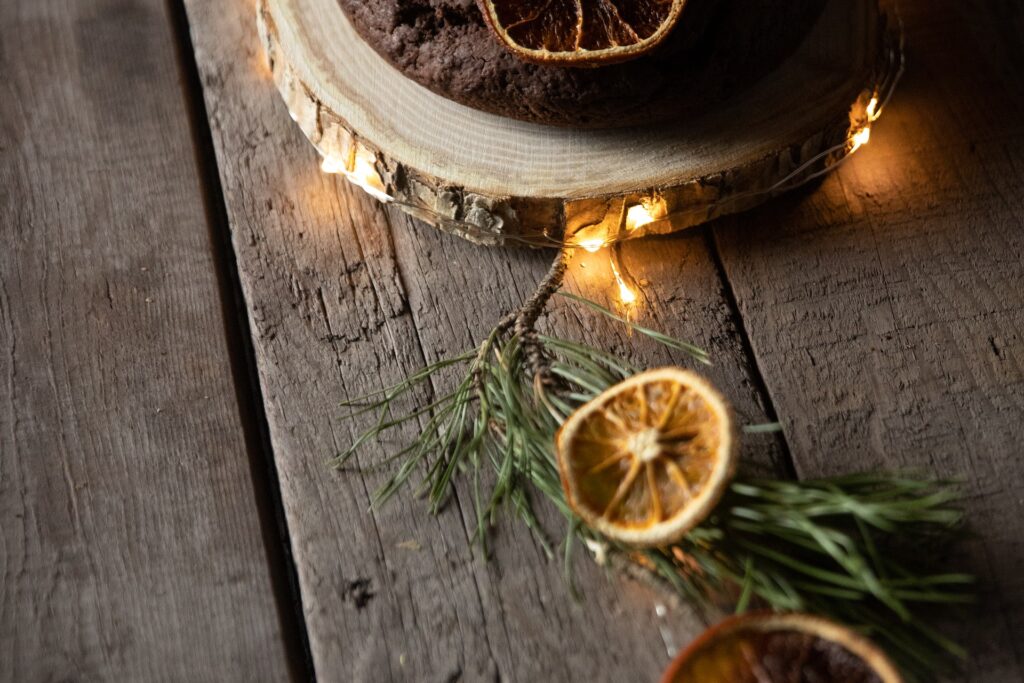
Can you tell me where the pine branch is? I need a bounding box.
[332,262,971,682]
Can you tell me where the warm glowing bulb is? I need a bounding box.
[617,277,637,305]
[349,153,391,201]
[321,150,392,202]
[610,258,638,305]
[625,204,656,232]
[850,127,871,153]
[320,156,347,174]
[866,96,880,122]
[579,238,606,253]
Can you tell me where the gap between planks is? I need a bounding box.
[701,226,798,481]
[165,0,316,678]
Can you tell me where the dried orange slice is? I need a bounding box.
[556,368,736,547]
[477,0,688,67]
[661,613,902,683]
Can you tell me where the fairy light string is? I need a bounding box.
[260,0,906,303]
[309,59,901,254]
[276,3,904,307]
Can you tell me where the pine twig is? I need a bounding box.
[514,249,570,384]
[333,259,970,683]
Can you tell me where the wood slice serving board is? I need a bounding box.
[258,0,897,246]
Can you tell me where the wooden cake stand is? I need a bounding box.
[257,0,899,246]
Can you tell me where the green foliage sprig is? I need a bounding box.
[333,285,970,682]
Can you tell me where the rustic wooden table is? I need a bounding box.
[2,1,1022,681]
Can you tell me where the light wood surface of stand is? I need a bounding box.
[259,0,894,244]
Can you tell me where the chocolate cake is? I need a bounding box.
[336,0,826,127]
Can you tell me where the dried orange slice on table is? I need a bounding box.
[556,368,737,547]
[662,613,903,683]
[477,0,689,66]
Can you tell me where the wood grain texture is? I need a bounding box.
[258,0,891,245]
[181,0,785,679]
[713,1,1024,680]
[0,0,288,679]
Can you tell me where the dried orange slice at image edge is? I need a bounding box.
[477,0,689,66]
[661,613,903,683]
[556,368,737,548]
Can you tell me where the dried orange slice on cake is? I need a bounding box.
[556,368,737,547]
[661,613,903,683]
[477,0,689,67]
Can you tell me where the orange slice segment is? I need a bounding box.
[477,0,689,67]
[556,368,736,547]
[661,613,903,683]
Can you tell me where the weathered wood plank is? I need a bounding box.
[0,0,289,679]
[181,0,783,680]
[713,1,1024,680]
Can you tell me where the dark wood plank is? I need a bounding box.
[0,0,289,679]
[181,0,784,679]
[712,1,1024,680]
